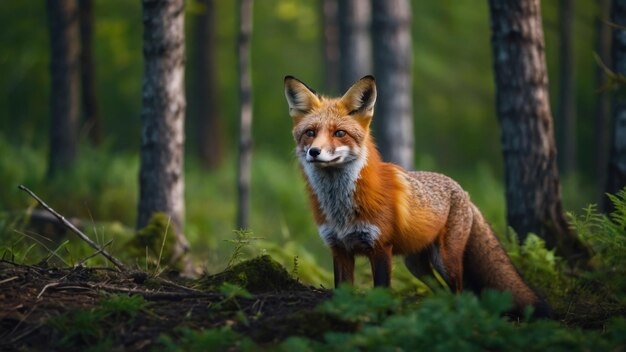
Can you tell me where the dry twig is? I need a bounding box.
[37,281,60,299]
[0,276,19,285]
[77,239,114,266]
[92,283,218,301]
[18,185,126,272]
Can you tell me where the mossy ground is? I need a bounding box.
[195,255,309,293]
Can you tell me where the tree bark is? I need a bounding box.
[78,0,102,145]
[46,0,80,177]
[138,0,188,261]
[237,0,253,230]
[557,0,576,175]
[371,0,414,170]
[595,0,611,206]
[606,0,626,206]
[321,0,339,95]
[487,0,589,262]
[193,0,223,170]
[338,0,371,92]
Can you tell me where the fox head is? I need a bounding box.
[284,75,377,168]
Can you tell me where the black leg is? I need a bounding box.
[370,246,392,287]
[333,249,355,288]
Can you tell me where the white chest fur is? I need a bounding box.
[301,154,380,251]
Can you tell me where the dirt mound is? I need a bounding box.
[196,255,310,293]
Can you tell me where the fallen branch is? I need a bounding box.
[18,185,126,272]
[93,284,220,301]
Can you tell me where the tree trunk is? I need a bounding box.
[46,0,80,177]
[606,0,626,205]
[595,0,611,206]
[78,0,102,145]
[237,0,253,230]
[321,0,339,95]
[487,0,589,262]
[371,0,414,170]
[338,0,371,92]
[557,0,576,175]
[138,0,188,263]
[193,0,223,170]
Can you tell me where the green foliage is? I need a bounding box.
[214,282,254,325]
[224,229,261,269]
[501,231,573,309]
[159,327,254,352]
[218,281,254,300]
[157,288,626,351]
[568,188,626,298]
[49,308,109,348]
[318,285,399,324]
[99,293,150,321]
[49,293,149,349]
[309,289,626,351]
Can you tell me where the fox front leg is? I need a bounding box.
[369,245,393,287]
[332,247,355,287]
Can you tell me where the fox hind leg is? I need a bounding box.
[437,192,473,292]
[404,248,442,291]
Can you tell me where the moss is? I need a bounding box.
[196,255,308,293]
[125,212,177,268]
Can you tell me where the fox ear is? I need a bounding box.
[340,75,376,117]
[284,76,321,119]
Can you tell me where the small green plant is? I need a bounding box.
[159,327,252,352]
[218,281,254,300]
[49,309,108,348]
[568,188,626,299]
[499,229,573,310]
[99,293,150,321]
[48,293,150,349]
[291,255,299,278]
[215,282,254,325]
[568,190,626,271]
[224,229,262,269]
[318,285,399,324]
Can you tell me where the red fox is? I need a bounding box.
[284,75,550,317]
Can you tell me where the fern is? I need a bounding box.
[567,188,626,302]
[607,188,626,230]
[569,189,626,270]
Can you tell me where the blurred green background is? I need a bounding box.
[0,0,602,286]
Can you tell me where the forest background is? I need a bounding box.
[0,0,609,286]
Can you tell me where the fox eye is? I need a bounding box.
[334,130,346,137]
[305,129,316,137]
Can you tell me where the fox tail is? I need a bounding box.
[463,204,551,318]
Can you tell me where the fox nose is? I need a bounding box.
[308,147,321,158]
